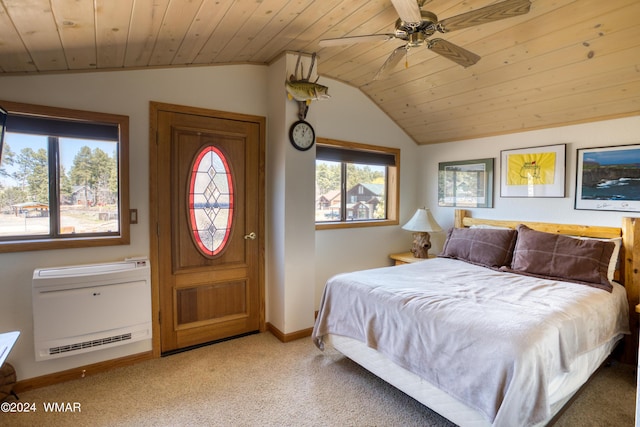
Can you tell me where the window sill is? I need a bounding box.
[0,234,129,253]
[316,219,399,230]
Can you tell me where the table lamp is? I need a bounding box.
[402,208,442,258]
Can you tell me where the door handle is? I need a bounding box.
[244,232,257,240]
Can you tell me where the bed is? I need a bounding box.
[312,209,639,427]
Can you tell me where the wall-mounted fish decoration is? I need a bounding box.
[286,53,330,119]
[285,80,330,105]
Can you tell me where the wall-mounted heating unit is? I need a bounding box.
[32,258,151,361]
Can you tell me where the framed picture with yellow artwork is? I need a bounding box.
[500,144,566,198]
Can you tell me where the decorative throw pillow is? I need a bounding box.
[503,224,615,291]
[438,227,518,269]
[570,236,621,282]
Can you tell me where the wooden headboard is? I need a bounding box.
[454,209,640,365]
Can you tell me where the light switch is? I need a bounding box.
[130,209,138,224]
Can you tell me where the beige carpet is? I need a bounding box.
[2,332,636,426]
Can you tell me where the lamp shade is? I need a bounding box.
[402,208,442,233]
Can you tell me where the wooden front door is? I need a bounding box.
[150,102,264,354]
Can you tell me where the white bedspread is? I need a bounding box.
[312,258,630,427]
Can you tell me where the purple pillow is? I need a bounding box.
[502,224,615,292]
[438,227,517,269]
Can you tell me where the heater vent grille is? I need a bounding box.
[49,333,132,356]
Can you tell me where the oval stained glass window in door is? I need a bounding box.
[188,146,234,256]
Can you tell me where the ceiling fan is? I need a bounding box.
[319,0,532,80]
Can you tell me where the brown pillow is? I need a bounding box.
[503,224,615,292]
[438,227,517,269]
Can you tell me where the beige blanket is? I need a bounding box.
[312,258,629,427]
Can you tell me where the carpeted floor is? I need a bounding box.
[2,332,636,426]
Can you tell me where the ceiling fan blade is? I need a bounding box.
[427,38,480,67]
[437,0,531,33]
[390,0,422,24]
[319,34,396,47]
[374,45,408,80]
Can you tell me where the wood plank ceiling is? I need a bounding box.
[0,0,638,145]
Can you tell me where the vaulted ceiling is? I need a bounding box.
[0,0,638,144]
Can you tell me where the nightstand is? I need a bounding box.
[389,251,435,265]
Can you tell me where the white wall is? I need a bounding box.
[313,79,420,305]
[266,53,318,334]
[266,58,287,332]
[419,116,640,252]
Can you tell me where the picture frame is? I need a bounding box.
[575,144,640,212]
[500,144,566,198]
[438,158,494,208]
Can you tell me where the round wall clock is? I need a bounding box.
[289,120,315,151]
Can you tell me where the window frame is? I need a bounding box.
[315,137,399,230]
[0,100,130,253]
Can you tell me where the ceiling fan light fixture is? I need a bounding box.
[407,32,424,48]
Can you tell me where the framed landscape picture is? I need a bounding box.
[575,144,640,212]
[438,158,493,208]
[500,144,566,197]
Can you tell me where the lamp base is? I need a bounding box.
[410,232,432,258]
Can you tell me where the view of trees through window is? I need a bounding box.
[315,160,386,222]
[0,133,119,238]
